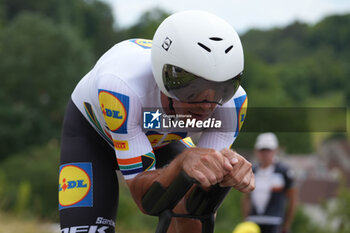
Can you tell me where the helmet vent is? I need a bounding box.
[197,42,211,52]
[209,37,223,41]
[225,45,234,54]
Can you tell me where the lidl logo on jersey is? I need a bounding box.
[146,131,187,148]
[129,39,152,49]
[143,109,162,129]
[98,90,129,134]
[59,163,93,210]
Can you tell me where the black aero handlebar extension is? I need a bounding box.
[141,170,232,233]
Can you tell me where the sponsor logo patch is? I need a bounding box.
[96,217,116,227]
[146,132,163,147]
[113,140,129,151]
[98,90,129,134]
[59,163,93,210]
[146,131,187,148]
[129,39,152,49]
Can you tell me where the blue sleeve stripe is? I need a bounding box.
[121,167,144,176]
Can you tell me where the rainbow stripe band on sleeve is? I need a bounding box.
[117,157,143,176]
[117,151,156,179]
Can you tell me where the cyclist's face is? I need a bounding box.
[172,98,217,120]
[160,92,217,120]
[187,89,217,104]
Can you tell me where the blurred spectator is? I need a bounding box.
[242,133,297,233]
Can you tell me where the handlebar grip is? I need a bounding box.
[144,170,232,233]
[186,184,231,216]
[142,170,197,215]
[142,182,167,215]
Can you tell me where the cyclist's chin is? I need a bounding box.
[186,110,212,121]
[172,99,216,120]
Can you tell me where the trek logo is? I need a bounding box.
[98,89,129,134]
[143,109,162,129]
[61,225,109,233]
[59,163,93,210]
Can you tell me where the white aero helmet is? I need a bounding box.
[151,10,244,105]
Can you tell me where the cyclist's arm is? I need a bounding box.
[126,147,235,213]
[125,152,185,213]
[125,154,204,233]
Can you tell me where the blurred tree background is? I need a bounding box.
[0,0,348,232]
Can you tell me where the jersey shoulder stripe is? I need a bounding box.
[233,89,248,137]
[128,39,152,49]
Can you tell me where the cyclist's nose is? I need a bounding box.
[194,89,216,103]
[197,102,216,112]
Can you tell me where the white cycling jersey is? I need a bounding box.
[71,39,248,180]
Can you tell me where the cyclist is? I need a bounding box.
[59,10,254,233]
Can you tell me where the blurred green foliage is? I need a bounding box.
[215,190,243,233]
[0,12,93,158]
[0,0,349,232]
[118,182,157,233]
[327,182,350,233]
[235,14,350,153]
[0,140,60,219]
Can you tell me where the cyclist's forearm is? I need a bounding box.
[126,153,185,213]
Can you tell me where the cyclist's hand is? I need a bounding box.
[181,148,233,189]
[219,149,255,193]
